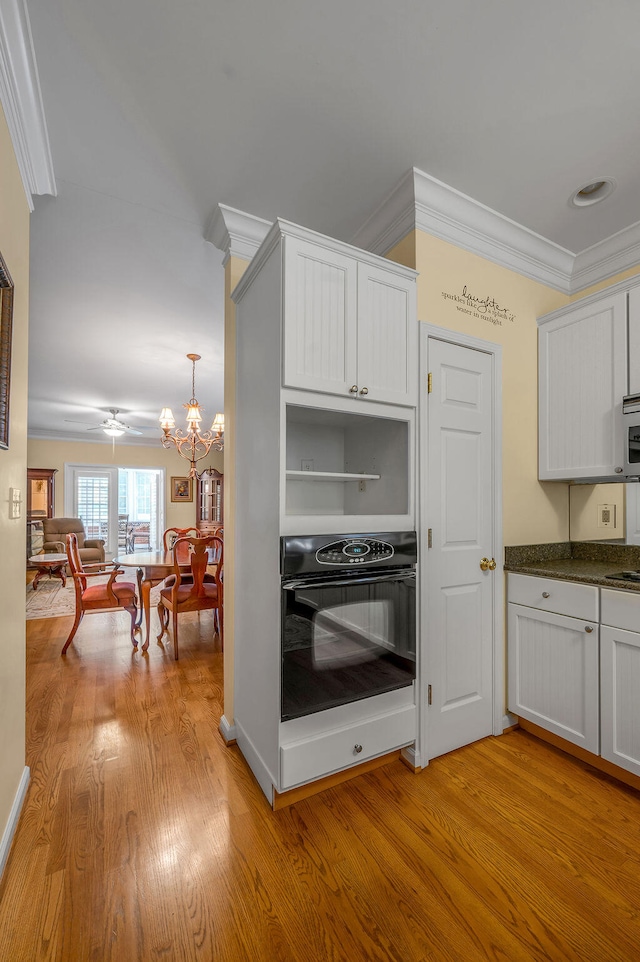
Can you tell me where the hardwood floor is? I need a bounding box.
[2,613,640,961]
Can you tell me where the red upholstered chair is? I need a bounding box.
[156,535,223,659]
[62,532,139,655]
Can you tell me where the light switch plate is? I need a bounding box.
[9,487,21,519]
[597,503,615,527]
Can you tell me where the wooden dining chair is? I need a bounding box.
[162,526,201,551]
[156,535,223,659]
[62,532,139,655]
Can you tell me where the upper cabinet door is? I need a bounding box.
[357,262,417,406]
[538,292,627,480]
[628,285,640,396]
[283,237,358,396]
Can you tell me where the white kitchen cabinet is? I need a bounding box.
[283,233,417,406]
[231,218,419,805]
[508,600,600,753]
[628,285,640,396]
[508,573,640,781]
[600,626,640,777]
[600,587,640,777]
[280,693,416,789]
[538,291,627,481]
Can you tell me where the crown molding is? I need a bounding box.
[27,427,159,446]
[570,220,640,294]
[0,0,56,211]
[352,167,575,293]
[205,203,272,265]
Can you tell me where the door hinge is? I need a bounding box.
[427,372,432,393]
[428,684,432,706]
[428,528,432,548]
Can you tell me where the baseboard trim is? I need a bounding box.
[219,714,237,745]
[0,765,30,880]
[400,745,422,772]
[273,750,401,810]
[517,718,640,792]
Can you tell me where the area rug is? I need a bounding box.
[26,574,161,620]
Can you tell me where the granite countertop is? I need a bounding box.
[504,541,640,592]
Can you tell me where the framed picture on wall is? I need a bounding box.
[171,476,193,502]
[0,251,14,451]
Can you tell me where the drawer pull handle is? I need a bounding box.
[542,591,550,598]
[585,625,594,633]
[354,744,363,754]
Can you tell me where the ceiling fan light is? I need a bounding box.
[104,426,125,437]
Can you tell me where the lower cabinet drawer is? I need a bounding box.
[508,572,598,621]
[280,705,416,790]
[601,587,640,633]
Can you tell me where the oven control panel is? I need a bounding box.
[316,538,394,566]
[280,531,417,576]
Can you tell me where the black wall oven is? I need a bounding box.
[280,532,417,722]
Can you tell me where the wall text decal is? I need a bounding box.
[441,284,516,326]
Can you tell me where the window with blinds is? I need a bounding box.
[77,475,109,542]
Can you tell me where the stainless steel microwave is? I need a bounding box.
[623,393,640,476]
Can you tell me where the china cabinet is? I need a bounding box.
[196,468,223,535]
[26,468,57,560]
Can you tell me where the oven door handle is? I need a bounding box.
[281,570,416,590]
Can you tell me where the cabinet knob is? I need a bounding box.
[354,743,363,754]
[585,625,594,633]
[359,386,369,396]
[615,467,623,473]
[542,591,550,598]
[349,384,359,394]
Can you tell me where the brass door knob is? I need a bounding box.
[480,557,497,571]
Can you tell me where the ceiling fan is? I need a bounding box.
[64,408,149,437]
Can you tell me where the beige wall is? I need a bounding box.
[569,483,626,541]
[0,106,30,850]
[388,230,571,546]
[27,437,223,533]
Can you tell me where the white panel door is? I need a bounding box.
[601,625,640,776]
[425,339,495,760]
[538,293,627,480]
[283,236,358,396]
[508,604,600,753]
[357,262,417,406]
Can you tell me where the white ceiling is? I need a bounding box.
[21,0,640,442]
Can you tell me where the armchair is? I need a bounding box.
[42,517,105,565]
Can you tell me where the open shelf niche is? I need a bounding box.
[285,403,409,517]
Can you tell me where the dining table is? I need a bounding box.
[114,549,191,651]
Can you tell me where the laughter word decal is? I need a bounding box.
[441,285,516,326]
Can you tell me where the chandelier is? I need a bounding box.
[159,353,224,479]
